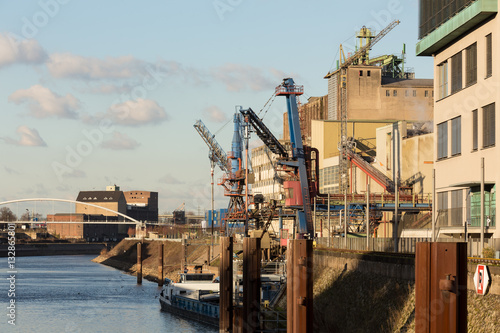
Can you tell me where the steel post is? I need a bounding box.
[243,237,261,333]
[480,157,484,257]
[432,169,436,242]
[366,182,370,250]
[344,191,348,248]
[220,237,233,332]
[415,242,467,332]
[327,194,331,247]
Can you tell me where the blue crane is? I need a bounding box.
[241,78,314,238]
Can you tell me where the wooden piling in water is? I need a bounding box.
[137,242,142,285]
[158,243,164,286]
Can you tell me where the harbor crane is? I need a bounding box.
[241,78,317,238]
[194,113,248,234]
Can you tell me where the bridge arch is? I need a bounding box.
[0,198,141,224]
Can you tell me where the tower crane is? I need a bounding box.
[325,20,400,194]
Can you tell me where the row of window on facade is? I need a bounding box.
[438,34,492,100]
[437,103,495,160]
[385,89,432,97]
[436,185,496,228]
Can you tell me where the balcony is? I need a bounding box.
[416,0,497,56]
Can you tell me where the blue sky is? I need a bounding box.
[0,0,433,215]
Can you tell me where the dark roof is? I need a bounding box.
[381,78,433,88]
[76,191,124,202]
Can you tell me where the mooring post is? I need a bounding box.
[415,242,467,332]
[220,236,233,333]
[243,237,261,333]
[158,242,164,286]
[137,242,142,285]
[287,239,313,333]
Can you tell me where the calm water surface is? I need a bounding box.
[0,255,217,333]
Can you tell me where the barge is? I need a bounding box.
[159,272,219,327]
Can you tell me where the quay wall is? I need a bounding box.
[0,243,108,257]
[314,248,500,295]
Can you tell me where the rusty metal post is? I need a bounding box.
[137,242,142,285]
[220,236,233,332]
[158,242,164,286]
[243,237,261,333]
[287,239,313,333]
[287,238,294,333]
[415,242,467,333]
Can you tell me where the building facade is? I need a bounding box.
[417,0,498,244]
[326,65,434,122]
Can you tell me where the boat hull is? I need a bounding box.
[159,296,219,328]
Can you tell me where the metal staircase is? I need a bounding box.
[345,148,395,193]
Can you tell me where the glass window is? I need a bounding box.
[486,33,492,77]
[451,51,462,93]
[451,116,461,155]
[386,90,390,97]
[472,109,478,151]
[483,103,495,148]
[437,191,449,227]
[359,70,363,76]
[438,61,448,99]
[367,70,371,77]
[465,43,477,86]
[425,90,429,97]
[437,122,448,159]
[451,190,463,226]
[393,90,397,97]
[413,90,416,97]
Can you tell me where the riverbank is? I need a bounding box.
[0,242,108,257]
[92,238,211,283]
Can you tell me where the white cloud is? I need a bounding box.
[202,105,228,123]
[101,132,140,150]
[9,84,80,119]
[0,33,47,68]
[103,98,168,126]
[2,126,47,147]
[46,53,146,80]
[159,174,185,185]
[211,64,286,92]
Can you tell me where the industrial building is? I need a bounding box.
[46,213,123,241]
[47,185,158,240]
[416,0,499,245]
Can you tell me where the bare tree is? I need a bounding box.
[0,207,17,222]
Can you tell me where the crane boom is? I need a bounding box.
[193,120,230,174]
[325,20,400,78]
[240,107,288,158]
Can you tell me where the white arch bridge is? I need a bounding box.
[0,198,142,225]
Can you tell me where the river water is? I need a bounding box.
[0,255,217,333]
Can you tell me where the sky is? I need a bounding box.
[0,0,433,216]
